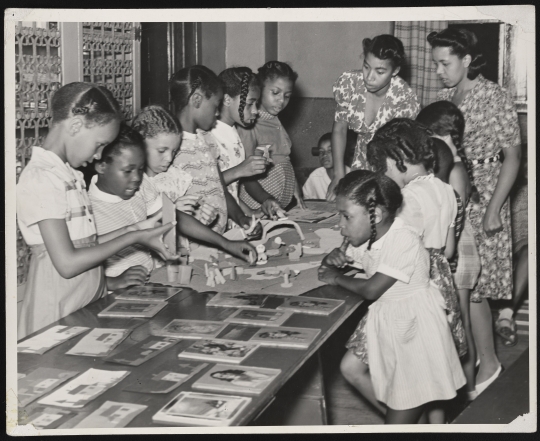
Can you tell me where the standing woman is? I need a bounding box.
[429,28,521,394]
[327,34,420,201]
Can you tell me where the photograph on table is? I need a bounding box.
[97,300,167,318]
[65,328,131,357]
[122,360,208,394]
[152,391,252,426]
[276,296,345,315]
[206,292,271,309]
[177,339,260,364]
[215,324,263,341]
[20,407,77,430]
[115,285,183,302]
[74,401,148,428]
[104,336,180,366]
[249,326,321,349]
[17,326,90,355]
[156,319,229,340]
[18,367,80,407]
[224,308,294,327]
[37,368,130,408]
[192,364,281,395]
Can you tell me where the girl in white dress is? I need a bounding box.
[318,170,465,424]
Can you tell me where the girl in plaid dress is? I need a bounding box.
[16,83,178,338]
[237,61,306,218]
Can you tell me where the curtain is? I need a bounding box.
[394,21,448,108]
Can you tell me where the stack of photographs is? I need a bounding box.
[206,292,271,309]
[156,319,228,340]
[115,285,182,302]
[98,300,167,318]
[65,328,130,357]
[38,368,130,408]
[152,391,251,426]
[192,364,281,396]
[276,296,344,315]
[177,339,259,364]
[17,326,90,355]
[224,309,293,327]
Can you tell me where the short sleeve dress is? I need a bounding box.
[437,74,521,301]
[333,70,420,170]
[172,130,228,235]
[398,174,467,357]
[237,109,296,209]
[344,218,465,410]
[17,147,107,338]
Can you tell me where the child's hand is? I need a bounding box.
[195,202,218,226]
[322,238,352,268]
[239,155,268,178]
[296,196,308,210]
[175,195,200,215]
[107,265,149,291]
[224,240,258,265]
[131,212,163,231]
[261,197,286,220]
[136,222,180,262]
[318,264,342,285]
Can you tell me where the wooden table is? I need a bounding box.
[17,280,363,427]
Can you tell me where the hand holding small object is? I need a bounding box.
[195,202,218,226]
[261,197,286,220]
[174,194,200,215]
[240,155,268,177]
[322,238,352,268]
[109,265,149,290]
[318,265,342,285]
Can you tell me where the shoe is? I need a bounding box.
[495,311,518,347]
[476,364,504,395]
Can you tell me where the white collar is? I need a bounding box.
[182,131,198,140]
[88,174,124,203]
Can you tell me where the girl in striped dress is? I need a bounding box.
[318,170,465,424]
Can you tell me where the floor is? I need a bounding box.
[319,299,530,425]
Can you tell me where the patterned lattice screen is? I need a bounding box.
[82,22,137,122]
[15,22,61,285]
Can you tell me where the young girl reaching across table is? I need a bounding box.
[237,61,306,217]
[327,34,420,201]
[130,104,258,263]
[169,65,259,236]
[213,67,269,216]
[318,170,465,424]
[417,101,482,400]
[16,83,177,338]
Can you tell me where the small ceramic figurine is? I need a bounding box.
[256,244,268,265]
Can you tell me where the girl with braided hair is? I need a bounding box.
[237,61,306,218]
[417,101,482,400]
[367,119,468,398]
[16,83,179,338]
[212,67,269,216]
[169,65,259,242]
[318,170,465,424]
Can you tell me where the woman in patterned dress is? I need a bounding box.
[429,27,521,394]
[327,34,420,201]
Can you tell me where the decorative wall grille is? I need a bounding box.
[82,22,138,122]
[15,21,61,285]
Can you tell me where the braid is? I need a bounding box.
[367,197,378,250]
[188,75,203,101]
[238,72,250,125]
[131,105,181,139]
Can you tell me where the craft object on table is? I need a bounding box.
[256,244,268,265]
[287,243,303,261]
[251,219,305,247]
[281,269,293,288]
[269,237,284,249]
[162,193,177,254]
[214,267,226,284]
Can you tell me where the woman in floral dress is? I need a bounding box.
[429,27,521,396]
[327,34,420,201]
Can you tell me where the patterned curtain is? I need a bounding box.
[394,21,448,108]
